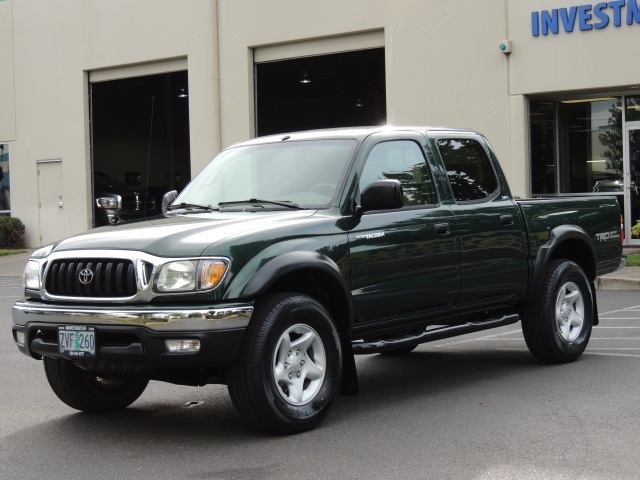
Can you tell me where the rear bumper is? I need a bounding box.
[12,300,253,374]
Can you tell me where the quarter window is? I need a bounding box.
[437,138,498,202]
[360,140,437,206]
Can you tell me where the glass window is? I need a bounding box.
[359,140,437,206]
[626,95,640,122]
[436,138,498,202]
[175,139,356,208]
[559,98,622,193]
[0,144,10,214]
[530,100,557,194]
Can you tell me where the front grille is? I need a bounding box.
[121,194,156,211]
[45,259,137,298]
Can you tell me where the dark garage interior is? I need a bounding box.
[255,48,386,136]
[90,71,190,227]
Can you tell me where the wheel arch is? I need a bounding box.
[526,225,599,325]
[240,251,359,395]
[241,252,352,325]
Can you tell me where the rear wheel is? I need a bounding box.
[43,357,148,412]
[227,293,343,434]
[522,260,593,364]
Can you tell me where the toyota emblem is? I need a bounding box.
[78,268,94,285]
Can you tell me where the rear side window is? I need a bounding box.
[436,138,499,202]
[360,140,437,206]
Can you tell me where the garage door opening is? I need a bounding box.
[90,70,190,227]
[255,48,386,136]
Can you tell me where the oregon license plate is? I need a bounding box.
[58,326,96,357]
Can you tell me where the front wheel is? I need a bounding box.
[227,293,343,434]
[522,260,593,364]
[43,357,149,412]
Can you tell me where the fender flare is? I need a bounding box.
[240,251,359,395]
[241,250,353,326]
[526,224,596,303]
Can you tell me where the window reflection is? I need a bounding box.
[626,95,640,122]
[530,100,556,194]
[559,98,622,193]
[530,98,623,195]
[0,144,10,214]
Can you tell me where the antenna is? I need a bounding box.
[143,96,155,218]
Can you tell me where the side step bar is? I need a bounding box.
[352,313,521,355]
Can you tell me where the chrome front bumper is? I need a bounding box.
[12,300,253,332]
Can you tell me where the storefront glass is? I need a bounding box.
[531,98,623,195]
[559,98,622,194]
[0,144,10,216]
[530,100,556,194]
[627,95,640,122]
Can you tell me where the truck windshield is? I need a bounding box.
[174,139,356,209]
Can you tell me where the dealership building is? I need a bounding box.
[1,0,639,247]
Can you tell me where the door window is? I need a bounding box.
[437,138,499,202]
[359,140,437,206]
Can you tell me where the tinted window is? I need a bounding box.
[360,140,437,206]
[437,138,498,202]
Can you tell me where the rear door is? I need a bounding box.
[431,134,527,306]
[347,133,459,326]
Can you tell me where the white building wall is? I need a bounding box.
[509,0,640,95]
[6,0,638,246]
[7,0,219,246]
[217,0,519,192]
[0,0,16,143]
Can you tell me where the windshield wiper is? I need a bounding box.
[218,199,307,210]
[166,202,219,212]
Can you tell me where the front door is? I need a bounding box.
[348,136,459,327]
[625,126,640,244]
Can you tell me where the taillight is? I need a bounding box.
[621,214,625,243]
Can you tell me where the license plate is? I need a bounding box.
[58,326,96,357]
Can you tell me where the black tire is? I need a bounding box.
[227,293,343,434]
[43,357,149,413]
[522,260,593,364]
[379,344,418,356]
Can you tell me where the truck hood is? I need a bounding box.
[51,210,319,257]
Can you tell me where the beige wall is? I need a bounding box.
[217,1,518,188]
[0,0,16,142]
[7,0,219,246]
[509,0,640,94]
[6,0,638,246]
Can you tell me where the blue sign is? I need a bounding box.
[532,0,640,35]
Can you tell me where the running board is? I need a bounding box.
[352,313,521,355]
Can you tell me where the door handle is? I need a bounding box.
[435,223,451,236]
[500,214,514,226]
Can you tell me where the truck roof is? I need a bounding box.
[231,126,481,148]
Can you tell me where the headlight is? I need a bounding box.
[24,261,41,290]
[96,196,121,209]
[155,259,228,293]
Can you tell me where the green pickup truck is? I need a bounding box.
[12,127,624,434]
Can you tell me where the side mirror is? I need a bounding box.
[161,190,178,212]
[358,180,404,213]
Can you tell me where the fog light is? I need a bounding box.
[165,339,200,353]
[15,330,26,346]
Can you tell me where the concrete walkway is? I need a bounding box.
[1,248,639,290]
